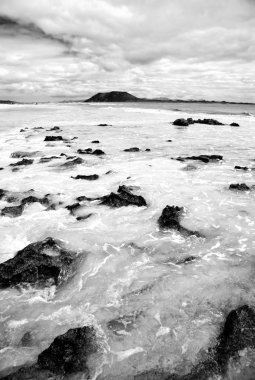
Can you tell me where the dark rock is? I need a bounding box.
[33,127,44,130]
[66,156,76,160]
[11,151,38,158]
[0,167,3,170]
[100,185,146,208]
[72,175,99,181]
[158,205,201,237]
[20,331,33,347]
[123,147,140,152]
[91,140,100,143]
[145,148,151,152]
[229,183,250,191]
[0,237,77,289]
[194,118,224,125]
[182,164,197,171]
[176,155,223,164]
[173,118,189,126]
[10,159,34,166]
[66,203,81,215]
[167,139,172,142]
[44,136,63,141]
[60,153,67,156]
[234,165,249,171]
[97,123,111,126]
[71,137,78,140]
[76,214,93,221]
[1,204,24,217]
[20,195,50,207]
[2,326,98,379]
[92,149,105,156]
[230,122,240,127]
[19,129,25,132]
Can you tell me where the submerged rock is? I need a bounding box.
[1,204,24,217]
[44,136,63,141]
[124,147,140,152]
[2,326,99,379]
[229,183,250,191]
[176,256,197,265]
[11,151,38,158]
[72,174,99,181]
[1,194,50,217]
[158,205,201,237]
[10,158,34,166]
[0,237,77,289]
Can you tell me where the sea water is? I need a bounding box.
[0,102,254,379]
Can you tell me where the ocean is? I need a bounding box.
[0,102,255,379]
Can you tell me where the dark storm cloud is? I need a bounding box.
[0,0,254,102]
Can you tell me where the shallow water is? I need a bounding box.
[0,102,255,379]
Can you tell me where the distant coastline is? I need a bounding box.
[1,91,254,106]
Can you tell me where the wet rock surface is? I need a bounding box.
[230,122,240,127]
[77,148,105,155]
[0,237,77,289]
[234,165,249,171]
[1,194,50,217]
[61,157,84,167]
[100,185,147,208]
[173,118,224,126]
[158,205,201,237]
[1,326,99,380]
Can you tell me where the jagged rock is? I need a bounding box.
[234,166,249,171]
[0,237,77,289]
[173,118,189,126]
[20,195,50,207]
[124,147,140,152]
[91,140,100,143]
[66,156,76,160]
[19,129,25,132]
[44,136,63,141]
[229,183,250,191]
[11,151,38,158]
[1,326,99,379]
[230,122,240,127]
[72,175,99,181]
[100,185,147,207]
[158,205,201,237]
[176,155,223,164]
[1,195,50,217]
[10,159,34,166]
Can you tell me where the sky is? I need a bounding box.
[0,0,254,102]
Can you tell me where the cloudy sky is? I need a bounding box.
[0,0,254,102]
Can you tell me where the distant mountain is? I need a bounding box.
[85,91,144,102]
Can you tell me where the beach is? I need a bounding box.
[0,102,255,379]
